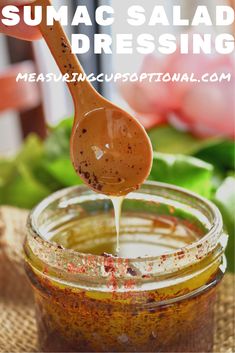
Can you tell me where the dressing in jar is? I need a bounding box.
[24,182,227,352]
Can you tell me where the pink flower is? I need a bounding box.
[120,40,235,139]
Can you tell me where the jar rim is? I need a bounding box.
[25,182,226,290]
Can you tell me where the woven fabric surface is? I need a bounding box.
[0,206,234,353]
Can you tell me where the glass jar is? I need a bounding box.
[24,182,227,353]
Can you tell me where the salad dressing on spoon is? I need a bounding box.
[35,0,153,253]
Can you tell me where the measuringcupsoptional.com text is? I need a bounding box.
[16,72,232,83]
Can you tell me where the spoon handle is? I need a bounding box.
[34,0,97,107]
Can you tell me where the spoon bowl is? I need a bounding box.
[71,104,153,196]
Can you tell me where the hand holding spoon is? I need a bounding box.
[34,0,153,196]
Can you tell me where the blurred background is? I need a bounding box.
[0,0,233,154]
[0,0,234,270]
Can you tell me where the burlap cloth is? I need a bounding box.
[0,206,234,353]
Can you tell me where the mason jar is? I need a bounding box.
[24,182,227,352]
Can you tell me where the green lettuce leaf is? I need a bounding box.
[148,125,220,155]
[0,135,50,208]
[43,158,82,187]
[15,134,43,167]
[1,163,50,209]
[213,177,235,272]
[41,118,82,187]
[195,140,235,171]
[0,159,14,188]
[149,152,214,198]
[44,118,73,159]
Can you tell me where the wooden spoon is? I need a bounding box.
[34,0,153,196]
